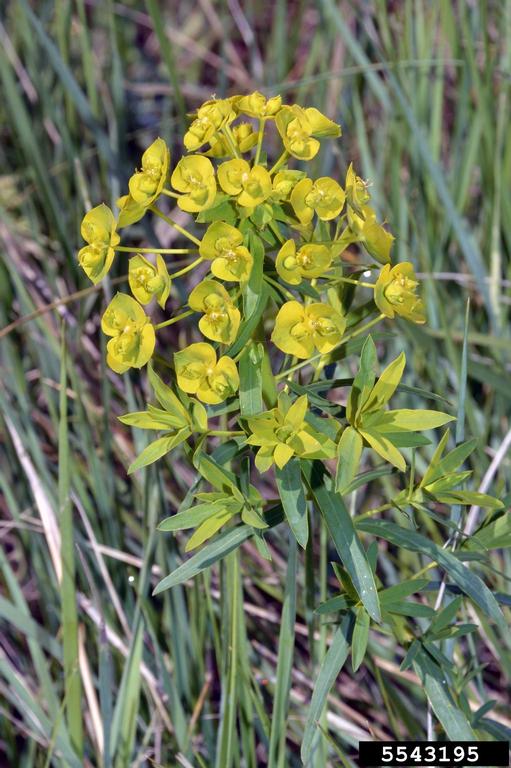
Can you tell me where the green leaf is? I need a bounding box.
[427,596,463,636]
[153,525,253,594]
[358,429,406,471]
[358,520,507,633]
[119,407,183,430]
[351,606,370,672]
[412,647,476,739]
[239,343,263,417]
[185,508,235,551]
[227,284,269,358]
[342,465,396,494]
[466,511,511,550]
[301,612,353,764]
[276,458,308,548]
[268,535,297,766]
[362,351,406,414]
[335,427,363,494]
[347,335,377,422]
[433,491,503,509]
[379,579,430,605]
[127,429,190,474]
[244,231,265,317]
[363,409,455,432]
[158,498,241,532]
[302,462,381,622]
[148,364,189,422]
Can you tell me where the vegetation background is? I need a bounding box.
[0,1,510,766]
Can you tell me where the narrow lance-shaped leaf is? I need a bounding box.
[302,461,381,622]
[301,612,354,764]
[276,457,308,548]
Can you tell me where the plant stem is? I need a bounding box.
[154,309,193,330]
[269,150,290,175]
[115,246,197,254]
[222,125,241,159]
[276,313,386,380]
[264,275,295,301]
[208,430,245,437]
[330,276,375,289]
[168,256,204,279]
[161,188,181,199]
[353,503,392,523]
[149,206,202,246]
[254,118,266,165]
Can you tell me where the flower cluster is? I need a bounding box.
[78,92,433,548]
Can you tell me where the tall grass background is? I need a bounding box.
[0,1,510,766]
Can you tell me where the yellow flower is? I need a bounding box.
[246,394,335,472]
[199,222,253,282]
[128,138,170,207]
[117,194,146,228]
[348,205,394,264]
[234,91,282,119]
[188,279,241,344]
[174,342,239,404]
[183,98,237,151]
[276,239,332,285]
[271,170,306,202]
[101,293,155,373]
[345,163,370,215]
[275,105,341,160]
[171,155,217,212]
[217,159,272,207]
[290,177,346,224]
[374,262,425,323]
[128,254,171,308]
[271,300,346,359]
[78,204,120,284]
[205,123,258,157]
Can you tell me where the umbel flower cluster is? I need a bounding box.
[78,92,460,550]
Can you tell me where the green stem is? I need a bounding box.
[115,246,197,254]
[275,313,386,381]
[149,206,202,246]
[161,188,182,199]
[168,256,204,279]
[330,276,375,289]
[264,275,295,301]
[208,430,245,437]
[154,309,193,330]
[353,503,392,523]
[221,125,241,159]
[269,150,290,175]
[254,118,266,165]
[268,220,285,244]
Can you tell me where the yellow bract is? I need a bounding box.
[291,177,346,224]
[188,279,240,344]
[271,300,346,358]
[217,159,272,207]
[345,163,371,215]
[206,123,258,157]
[117,194,146,228]
[78,204,120,284]
[174,342,239,404]
[171,155,217,212]
[234,91,282,119]
[128,138,170,208]
[128,254,171,308]
[199,222,253,282]
[276,240,332,285]
[348,205,394,264]
[183,97,236,151]
[271,170,306,201]
[275,105,341,160]
[375,262,425,323]
[101,293,155,373]
[246,394,334,472]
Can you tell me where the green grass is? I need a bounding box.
[0,1,510,766]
